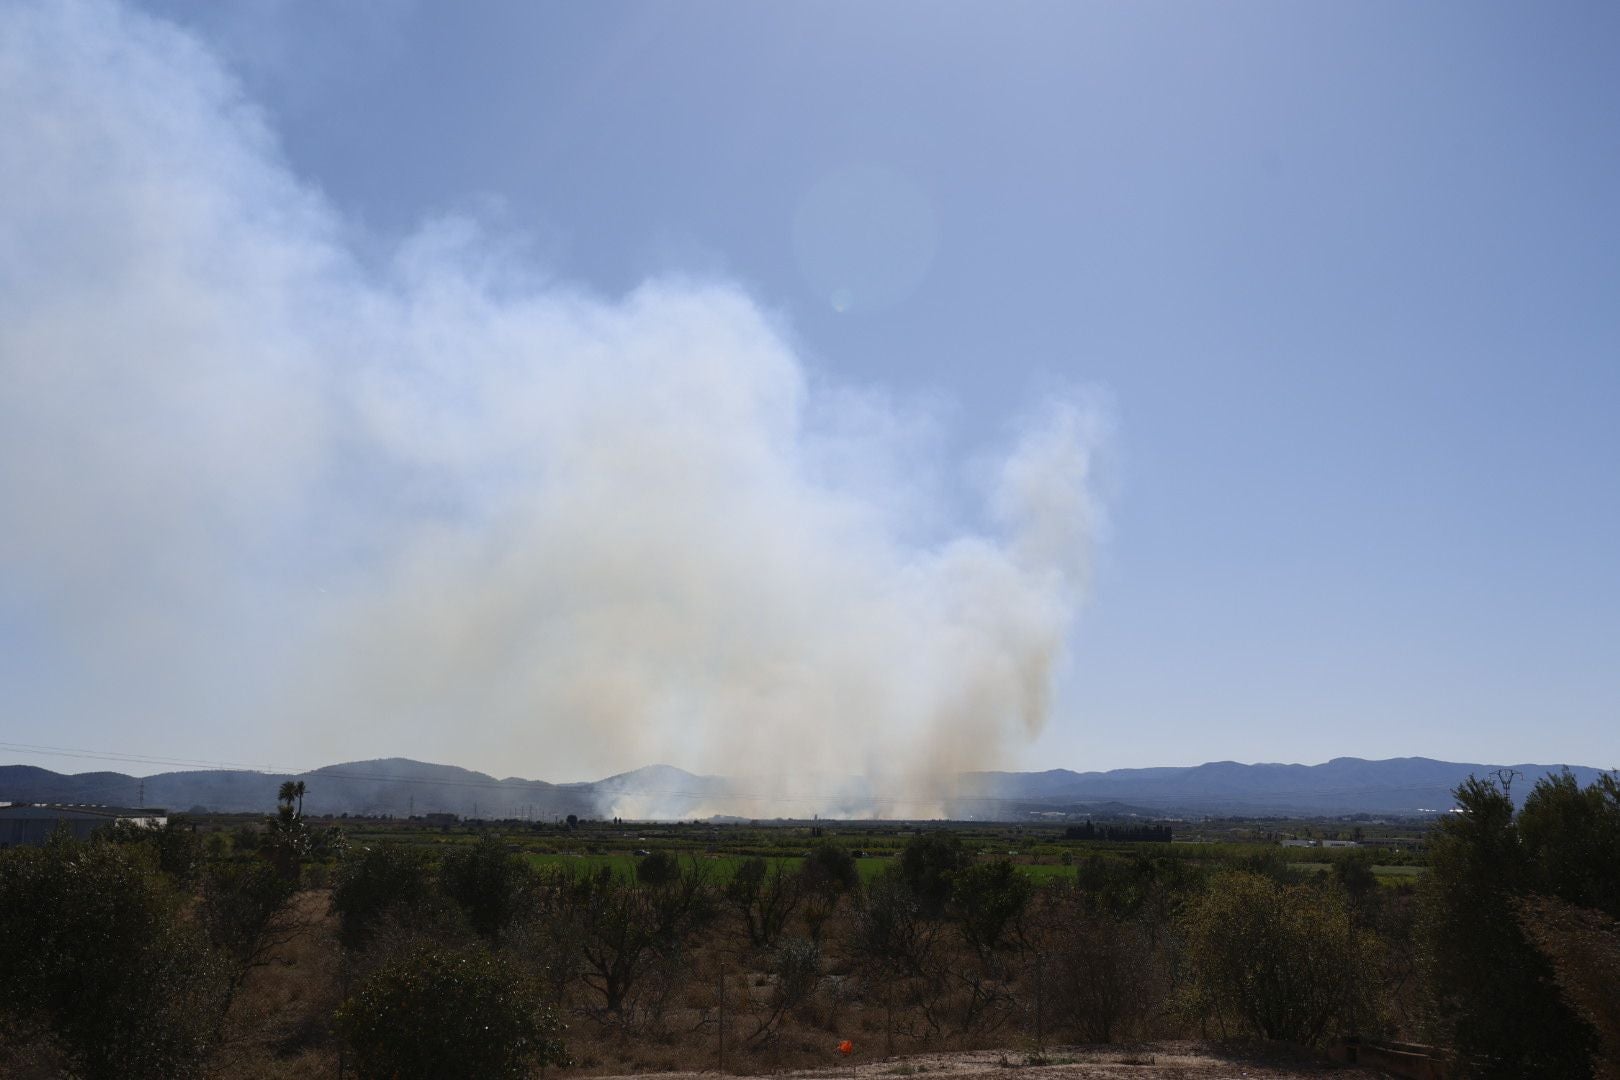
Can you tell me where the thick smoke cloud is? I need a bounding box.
[0,1,1106,814]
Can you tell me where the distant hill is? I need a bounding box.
[0,755,1609,821]
[959,756,1612,816]
[0,758,596,821]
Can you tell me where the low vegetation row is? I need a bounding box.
[1,773,1616,1079]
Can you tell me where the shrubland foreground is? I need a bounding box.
[1,772,1617,1079]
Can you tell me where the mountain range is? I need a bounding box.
[1,755,1609,820]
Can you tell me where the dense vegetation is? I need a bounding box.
[1418,772,1620,1077]
[1,771,1615,1078]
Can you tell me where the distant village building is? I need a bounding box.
[1358,835,1426,851]
[0,804,168,847]
[1280,837,1365,849]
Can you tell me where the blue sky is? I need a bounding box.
[2,1,1616,782]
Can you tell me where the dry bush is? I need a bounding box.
[1045,912,1159,1043]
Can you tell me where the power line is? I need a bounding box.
[0,741,304,774]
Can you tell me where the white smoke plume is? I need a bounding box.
[0,1,1107,815]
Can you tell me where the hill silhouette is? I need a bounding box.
[2,755,1609,820]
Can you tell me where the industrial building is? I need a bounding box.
[0,803,169,847]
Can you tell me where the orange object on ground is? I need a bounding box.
[838,1040,854,1055]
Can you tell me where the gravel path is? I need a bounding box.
[590,1044,1386,1080]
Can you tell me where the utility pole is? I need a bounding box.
[138,779,144,806]
[1494,768,1524,798]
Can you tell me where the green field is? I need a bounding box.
[522,852,886,882]
[238,812,1431,892]
[519,851,1086,885]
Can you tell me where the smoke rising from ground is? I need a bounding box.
[0,1,1107,814]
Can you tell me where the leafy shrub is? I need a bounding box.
[331,844,435,948]
[1074,851,1206,933]
[636,848,681,887]
[100,817,202,886]
[336,941,567,1079]
[949,859,1032,953]
[899,832,967,917]
[1518,771,1620,919]
[440,834,537,939]
[1177,870,1381,1046]
[0,833,228,1079]
[800,840,859,894]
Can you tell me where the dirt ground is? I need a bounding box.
[591,1044,1389,1080]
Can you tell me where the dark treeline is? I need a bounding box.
[1,772,1617,1079]
[1063,821,1173,843]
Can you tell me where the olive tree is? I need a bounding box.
[566,862,715,1019]
[725,856,805,948]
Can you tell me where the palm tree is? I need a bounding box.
[269,781,310,883]
[277,780,306,817]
